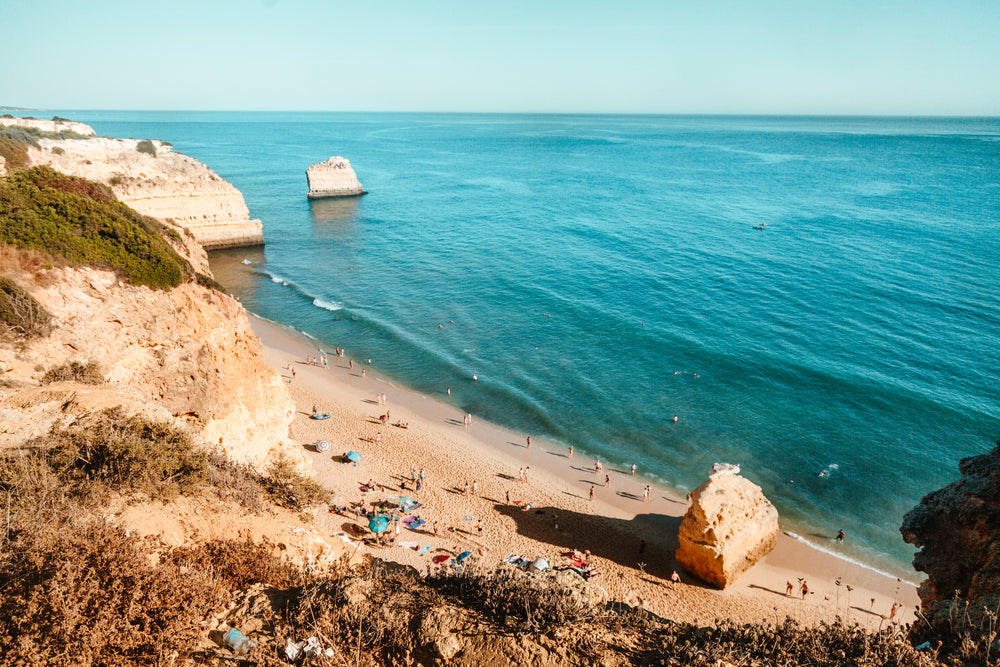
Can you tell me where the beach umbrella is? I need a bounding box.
[456,551,473,563]
[314,439,331,453]
[368,516,389,533]
[346,451,362,462]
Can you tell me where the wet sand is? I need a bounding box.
[252,314,919,627]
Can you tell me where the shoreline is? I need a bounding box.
[248,312,921,626]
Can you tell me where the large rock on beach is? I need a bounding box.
[676,463,779,588]
[900,441,1000,623]
[306,156,366,199]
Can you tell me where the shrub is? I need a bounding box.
[264,455,329,510]
[195,272,225,292]
[39,406,208,500]
[167,536,308,589]
[0,276,52,338]
[50,146,64,155]
[0,166,190,289]
[135,139,156,156]
[0,127,38,169]
[41,360,103,385]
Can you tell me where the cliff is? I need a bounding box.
[0,116,96,136]
[900,442,1000,625]
[306,156,366,199]
[675,464,779,588]
[26,135,263,255]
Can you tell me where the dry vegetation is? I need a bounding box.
[0,407,994,665]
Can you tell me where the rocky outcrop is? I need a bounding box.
[900,442,1000,621]
[0,261,307,472]
[0,116,96,136]
[26,136,262,259]
[676,464,779,588]
[306,156,366,199]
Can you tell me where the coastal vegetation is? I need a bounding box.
[40,359,104,385]
[135,139,156,156]
[0,126,38,168]
[0,406,991,665]
[0,275,52,339]
[0,166,189,289]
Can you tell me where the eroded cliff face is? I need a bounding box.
[0,261,307,472]
[0,116,96,136]
[27,136,263,260]
[900,442,1000,621]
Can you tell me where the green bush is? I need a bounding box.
[50,146,64,155]
[0,276,52,338]
[0,167,190,289]
[264,455,330,510]
[135,139,156,156]
[195,272,225,292]
[41,360,103,385]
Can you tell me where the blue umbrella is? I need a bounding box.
[456,551,473,563]
[346,451,362,462]
[369,516,389,533]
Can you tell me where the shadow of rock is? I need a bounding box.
[494,503,688,583]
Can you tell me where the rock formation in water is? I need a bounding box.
[306,156,366,199]
[676,463,779,588]
[25,131,262,257]
[900,441,1000,624]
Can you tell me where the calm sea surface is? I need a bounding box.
[62,112,1000,577]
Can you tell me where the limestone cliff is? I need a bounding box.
[0,260,307,473]
[306,156,366,199]
[0,116,96,136]
[900,442,1000,623]
[26,136,263,259]
[676,464,779,588]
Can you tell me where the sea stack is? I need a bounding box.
[675,463,779,589]
[306,156,366,199]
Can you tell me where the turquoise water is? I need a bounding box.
[62,111,1000,576]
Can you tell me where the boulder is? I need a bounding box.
[306,156,366,199]
[900,441,1000,623]
[675,464,779,588]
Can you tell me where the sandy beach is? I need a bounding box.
[251,314,919,628]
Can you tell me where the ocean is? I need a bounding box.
[61,111,1000,578]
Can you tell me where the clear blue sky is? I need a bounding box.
[3,0,998,115]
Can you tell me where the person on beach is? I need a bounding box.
[433,521,439,537]
[524,467,529,482]
[786,581,794,596]
[361,368,366,378]
[631,463,636,476]
[836,529,845,542]
[415,478,422,492]
[291,368,296,379]
[447,387,451,395]
[518,467,524,483]
[800,581,809,599]
[526,436,531,448]
[349,359,354,370]
[568,445,574,460]
[888,602,899,621]
[595,461,602,474]
[643,485,650,502]
[604,475,610,488]
[671,571,681,589]
[589,486,595,501]
[472,480,479,495]
[505,490,510,505]
[464,482,470,496]
[420,469,426,483]
[476,520,483,535]
[312,405,317,415]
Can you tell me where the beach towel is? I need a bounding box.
[503,553,521,564]
[461,515,475,521]
[402,515,419,525]
[417,545,431,555]
[408,519,425,529]
[398,541,419,549]
[432,554,450,564]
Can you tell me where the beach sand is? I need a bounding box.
[252,315,919,628]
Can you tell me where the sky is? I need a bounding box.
[3,0,999,115]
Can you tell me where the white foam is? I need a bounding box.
[313,298,343,312]
[782,530,917,584]
[269,274,292,286]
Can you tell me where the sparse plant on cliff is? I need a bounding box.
[0,126,38,169]
[264,455,330,511]
[0,276,52,339]
[40,360,104,385]
[135,139,157,156]
[0,166,191,289]
[38,406,208,500]
[50,145,64,155]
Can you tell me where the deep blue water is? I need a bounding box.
[59,111,1000,577]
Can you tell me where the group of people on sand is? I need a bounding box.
[305,353,328,368]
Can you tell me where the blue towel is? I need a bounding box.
[417,545,431,555]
